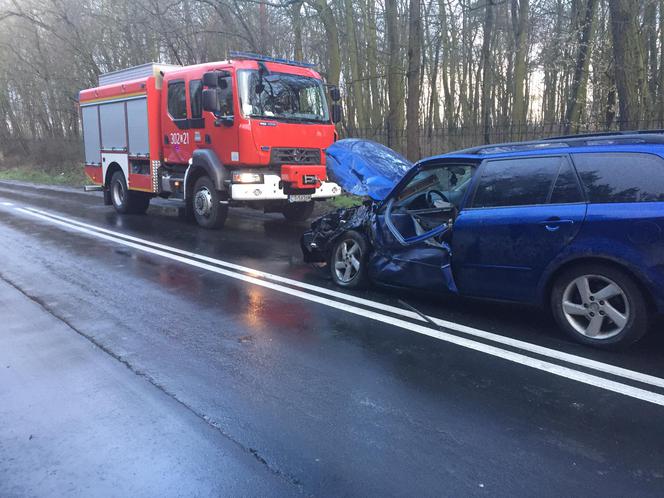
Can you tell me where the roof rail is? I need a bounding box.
[547,129,664,140]
[228,51,316,68]
[458,131,664,155]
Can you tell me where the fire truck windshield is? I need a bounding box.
[238,70,330,123]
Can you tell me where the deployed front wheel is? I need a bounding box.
[110,170,150,214]
[192,175,228,229]
[329,230,369,289]
[550,263,650,349]
[281,201,314,222]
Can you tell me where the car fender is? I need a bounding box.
[536,236,661,309]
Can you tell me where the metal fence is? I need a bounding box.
[4,121,664,166]
[343,120,664,159]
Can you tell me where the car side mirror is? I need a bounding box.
[329,86,341,102]
[202,88,220,113]
[202,71,219,88]
[331,103,342,124]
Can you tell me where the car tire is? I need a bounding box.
[329,230,369,289]
[110,170,150,215]
[282,201,315,222]
[550,263,650,349]
[192,175,228,229]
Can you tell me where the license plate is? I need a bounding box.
[288,194,312,203]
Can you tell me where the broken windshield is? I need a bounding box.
[238,70,329,123]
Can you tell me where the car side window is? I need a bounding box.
[167,80,187,119]
[472,156,562,208]
[550,159,584,204]
[572,152,664,203]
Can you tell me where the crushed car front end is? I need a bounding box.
[301,203,375,263]
[300,139,412,264]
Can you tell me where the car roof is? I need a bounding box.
[422,131,664,164]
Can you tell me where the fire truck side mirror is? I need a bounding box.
[202,71,220,88]
[329,86,341,102]
[202,88,220,113]
[331,103,342,124]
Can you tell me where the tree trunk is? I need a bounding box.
[364,0,381,130]
[385,0,405,151]
[406,0,422,160]
[308,0,341,86]
[292,1,304,61]
[565,0,598,133]
[511,0,529,125]
[345,0,367,130]
[608,0,647,129]
[481,0,495,143]
[660,0,664,123]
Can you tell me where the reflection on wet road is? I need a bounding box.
[1,181,664,496]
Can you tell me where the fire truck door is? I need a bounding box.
[163,78,192,165]
[208,72,239,166]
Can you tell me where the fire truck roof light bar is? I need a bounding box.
[228,51,316,69]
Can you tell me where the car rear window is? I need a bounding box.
[572,152,664,203]
[472,156,563,208]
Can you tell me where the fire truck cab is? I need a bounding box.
[79,53,342,228]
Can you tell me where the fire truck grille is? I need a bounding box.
[270,148,321,165]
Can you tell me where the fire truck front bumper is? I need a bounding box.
[230,173,341,202]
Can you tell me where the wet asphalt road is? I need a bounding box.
[1,180,664,497]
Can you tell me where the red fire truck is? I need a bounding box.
[79,53,342,228]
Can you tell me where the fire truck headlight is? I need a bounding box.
[232,172,262,184]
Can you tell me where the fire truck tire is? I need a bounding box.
[110,170,150,215]
[192,175,228,229]
[281,201,314,222]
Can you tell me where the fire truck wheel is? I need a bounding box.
[192,176,228,229]
[110,170,150,215]
[281,201,314,222]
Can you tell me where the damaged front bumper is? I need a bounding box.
[300,203,375,263]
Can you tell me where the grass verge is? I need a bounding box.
[0,165,86,186]
[325,193,364,209]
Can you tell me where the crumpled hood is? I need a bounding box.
[325,139,413,201]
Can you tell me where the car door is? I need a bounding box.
[451,155,587,302]
[369,163,476,292]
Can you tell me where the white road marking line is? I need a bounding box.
[1,202,13,206]
[16,206,664,407]
[23,206,664,391]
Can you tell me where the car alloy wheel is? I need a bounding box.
[561,274,629,340]
[333,238,362,283]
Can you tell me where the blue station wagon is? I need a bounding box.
[301,134,664,349]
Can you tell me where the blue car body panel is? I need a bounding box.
[306,139,664,314]
[325,139,413,201]
[538,202,664,311]
[452,203,587,302]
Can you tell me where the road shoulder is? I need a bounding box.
[0,277,292,497]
